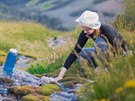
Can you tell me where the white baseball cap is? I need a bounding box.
[75,10,101,29]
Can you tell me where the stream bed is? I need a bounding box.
[0,55,79,101]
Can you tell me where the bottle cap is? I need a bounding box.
[9,48,18,54]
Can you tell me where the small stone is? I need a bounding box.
[0,77,14,85]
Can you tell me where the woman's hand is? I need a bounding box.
[41,76,55,84]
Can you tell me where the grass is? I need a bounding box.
[0,20,79,74]
[1,20,134,100]
[77,22,135,101]
[25,0,39,7]
[0,0,134,100]
[77,0,135,100]
[42,1,55,10]
[1,21,134,101]
[0,21,65,58]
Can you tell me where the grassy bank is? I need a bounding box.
[0,21,81,72]
[0,21,65,57]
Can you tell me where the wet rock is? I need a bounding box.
[0,87,8,96]
[2,94,17,101]
[22,94,49,101]
[15,55,33,68]
[0,94,2,101]
[11,69,44,86]
[0,77,14,85]
[50,91,76,101]
[50,83,82,101]
[0,67,44,86]
[0,66,80,101]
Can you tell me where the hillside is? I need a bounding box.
[0,21,71,58]
[0,0,124,30]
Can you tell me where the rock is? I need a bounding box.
[50,91,76,101]
[0,87,8,96]
[0,77,14,85]
[0,94,2,101]
[2,94,17,101]
[11,69,45,86]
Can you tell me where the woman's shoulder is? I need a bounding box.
[101,24,115,30]
[100,23,118,34]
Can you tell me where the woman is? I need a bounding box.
[42,10,127,83]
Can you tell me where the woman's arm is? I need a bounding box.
[55,31,88,82]
[55,67,67,81]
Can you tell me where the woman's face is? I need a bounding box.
[81,26,95,35]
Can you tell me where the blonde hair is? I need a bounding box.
[93,29,100,38]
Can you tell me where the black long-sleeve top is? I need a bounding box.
[63,24,127,69]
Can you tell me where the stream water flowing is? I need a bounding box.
[0,55,79,101]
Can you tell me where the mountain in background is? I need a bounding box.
[0,0,124,31]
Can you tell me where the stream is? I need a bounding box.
[0,55,79,101]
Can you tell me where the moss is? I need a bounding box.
[22,94,39,101]
[39,84,60,96]
[59,77,79,83]
[9,85,39,95]
[60,76,89,83]
[33,73,42,78]
[0,56,5,64]
[46,69,61,77]
[62,81,75,88]
[42,96,50,101]
[22,94,50,101]
[39,87,52,96]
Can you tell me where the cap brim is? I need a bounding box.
[75,17,80,23]
[75,17,101,29]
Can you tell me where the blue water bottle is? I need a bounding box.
[3,49,18,76]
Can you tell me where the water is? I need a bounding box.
[50,84,81,101]
[0,86,7,96]
[50,92,76,101]
[15,55,33,68]
[0,53,78,101]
